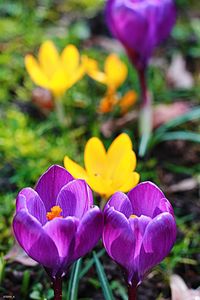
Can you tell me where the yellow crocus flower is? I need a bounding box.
[64,133,140,199]
[25,40,85,98]
[86,53,128,92]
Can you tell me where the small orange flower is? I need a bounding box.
[85,53,137,114]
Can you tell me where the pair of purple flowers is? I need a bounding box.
[13,165,176,291]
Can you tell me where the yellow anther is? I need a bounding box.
[46,205,63,221]
[129,214,137,219]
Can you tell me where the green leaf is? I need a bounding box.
[67,258,82,300]
[93,251,114,300]
[155,106,200,134]
[79,248,105,279]
[158,131,200,143]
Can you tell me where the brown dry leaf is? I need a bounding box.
[4,243,38,267]
[32,87,54,114]
[170,274,200,300]
[167,53,194,89]
[166,178,199,193]
[153,102,190,128]
[101,110,138,137]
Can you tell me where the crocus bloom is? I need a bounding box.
[86,54,137,114]
[106,0,176,70]
[13,165,103,278]
[25,41,85,98]
[103,182,176,287]
[64,133,140,199]
[86,53,127,92]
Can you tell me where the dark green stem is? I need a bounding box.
[53,277,62,300]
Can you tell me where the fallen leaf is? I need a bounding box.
[166,178,199,193]
[153,102,190,128]
[170,274,200,300]
[167,53,194,89]
[5,243,38,267]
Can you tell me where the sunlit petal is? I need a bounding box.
[105,54,127,89]
[64,156,88,181]
[61,44,80,74]
[38,40,60,78]
[25,55,49,88]
[84,137,107,176]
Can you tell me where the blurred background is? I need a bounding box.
[0,0,200,299]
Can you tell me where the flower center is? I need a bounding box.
[46,205,63,221]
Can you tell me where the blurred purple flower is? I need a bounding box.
[103,181,176,287]
[13,165,103,279]
[106,0,176,70]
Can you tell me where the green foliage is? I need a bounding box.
[67,258,82,300]
[0,108,80,189]
[93,251,114,300]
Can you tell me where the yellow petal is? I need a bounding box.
[64,156,88,180]
[85,57,107,84]
[61,44,80,74]
[84,137,107,176]
[25,54,49,88]
[87,174,114,198]
[118,172,140,192]
[104,54,127,89]
[110,150,137,187]
[65,64,85,88]
[38,40,60,79]
[49,67,68,97]
[119,90,137,114]
[106,133,134,179]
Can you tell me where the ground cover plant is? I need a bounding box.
[0,0,200,299]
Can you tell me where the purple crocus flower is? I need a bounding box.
[13,165,103,279]
[106,0,176,71]
[103,181,176,289]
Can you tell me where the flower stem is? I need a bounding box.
[100,197,107,210]
[55,98,66,127]
[53,277,62,300]
[138,68,153,157]
[128,285,137,300]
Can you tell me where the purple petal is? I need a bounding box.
[57,179,93,219]
[16,188,46,225]
[74,206,103,260]
[138,212,176,280]
[44,217,78,266]
[129,215,151,260]
[152,197,174,218]
[13,210,59,270]
[106,192,133,218]
[103,207,135,273]
[35,165,73,211]
[128,181,167,218]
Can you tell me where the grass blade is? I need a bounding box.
[155,106,200,134]
[67,258,82,300]
[79,248,105,279]
[158,131,200,143]
[93,251,114,300]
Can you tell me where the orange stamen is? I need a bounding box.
[129,214,137,219]
[46,205,63,221]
